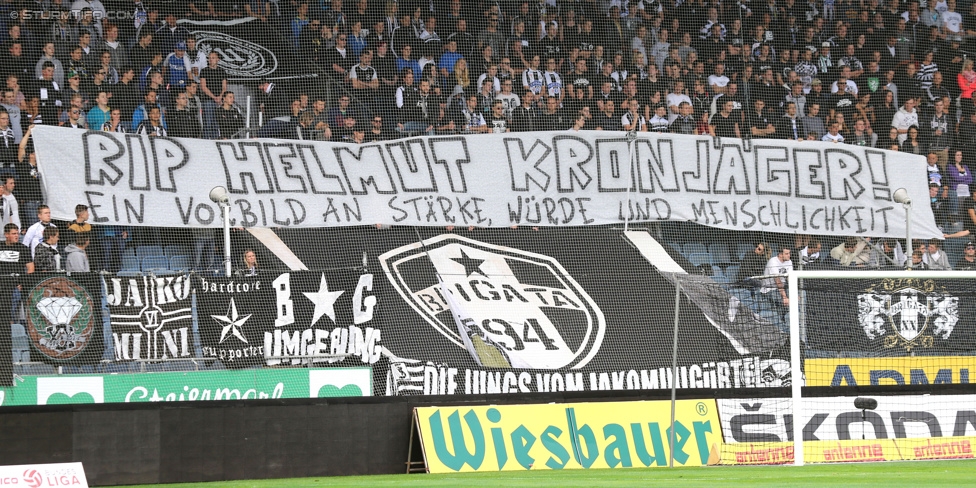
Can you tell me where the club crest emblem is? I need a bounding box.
[379,235,605,369]
[26,276,96,360]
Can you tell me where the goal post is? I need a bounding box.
[787,269,976,466]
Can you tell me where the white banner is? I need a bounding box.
[720,395,976,442]
[33,126,940,238]
[0,462,88,487]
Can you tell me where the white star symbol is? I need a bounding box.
[303,274,344,326]
[211,298,251,344]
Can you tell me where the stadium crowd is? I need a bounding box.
[0,0,975,286]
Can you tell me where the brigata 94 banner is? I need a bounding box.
[32,126,940,238]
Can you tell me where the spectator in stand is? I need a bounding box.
[923,99,953,167]
[0,176,17,230]
[86,90,111,131]
[168,91,202,138]
[761,245,793,310]
[0,222,32,322]
[957,241,976,269]
[801,103,826,140]
[507,90,536,133]
[64,234,90,273]
[901,126,923,155]
[778,102,803,140]
[929,180,952,229]
[0,112,14,174]
[709,99,740,138]
[22,205,55,258]
[35,63,61,126]
[946,150,973,221]
[923,238,951,270]
[747,99,776,139]
[487,100,509,133]
[455,94,488,134]
[892,96,919,143]
[823,120,845,143]
[959,60,976,105]
[162,41,191,89]
[103,108,126,132]
[238,249,259,277]
[33,226,60,272]
[200,52,227,139]
[215,92,243,139]
[398,79,435,135]
[830,236,872,266]
[135,105,166,137]
[35,42,65,87]
[848,118,876,147]
[131,89,165,131]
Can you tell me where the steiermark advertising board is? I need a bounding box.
[0,367,371,406]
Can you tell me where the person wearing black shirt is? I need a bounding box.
[112,67,139,122]
[747,99,776,138]
[200,52,227,139]
[0,222,32,326]
[215,92,243,139]
[710,99,741,138]
[670,101,698,134]
[510,91,539,132]
[828,81,857,122]
[539,96,569,130]
[168,91,202,138]
[14,127,40,232]
[35,63,61,126]
[955,241,976,270]
[777,102,804,141]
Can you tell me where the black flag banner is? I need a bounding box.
[188,227,791,396]
[19,273,104,365]
[804,277,976,355]
[105,274,193,362]
[194,274,275,368]
[178,18,311,80]
[194,270,381,368]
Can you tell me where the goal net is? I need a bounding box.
[715,269,976,466]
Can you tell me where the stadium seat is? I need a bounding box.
[116,270,143,277]
[724,265,741,283]
[163,245,185,257]
[169,255,191,272]
[711,265,727,282]
[708,243,732,265]
[687,253,712,267]
[123,247,136,257]
[15,363,57,375]
[136,245,164,258]
[141,255,170,272]
[122,255,140,271]
[11,323,29,363]
[736,243,755,261]
[682,242,707,257]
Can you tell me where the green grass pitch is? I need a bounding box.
[116,459,976,487]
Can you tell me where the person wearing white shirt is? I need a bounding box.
[943,0,963,34]
[822,121,845,143]
[891,97,919,143]
[0,176,19,231]
[761,246,793,307]
[666,81,692,122]
[22,205,55,258]
[707,63,730,94]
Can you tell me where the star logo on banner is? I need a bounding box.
[451,249,488,277]
[304,274,344,326]
[212,298,251,344]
